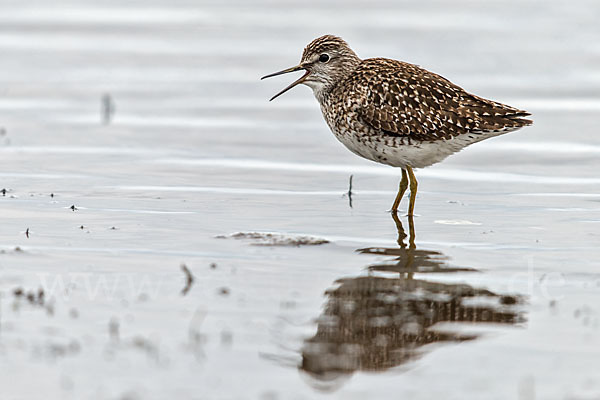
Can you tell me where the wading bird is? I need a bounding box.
[262,35,532,215]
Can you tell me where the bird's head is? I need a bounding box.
[262,35,361,101]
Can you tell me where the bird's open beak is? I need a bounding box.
[261,65,309,101]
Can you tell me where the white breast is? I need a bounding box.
[320,101,508,169]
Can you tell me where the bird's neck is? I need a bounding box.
[311,58,361,105]
[309,82,331,104]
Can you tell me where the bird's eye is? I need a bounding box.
[319,54,330,63]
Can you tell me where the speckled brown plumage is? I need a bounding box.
[262,34,533,214]
[343,58,531,140]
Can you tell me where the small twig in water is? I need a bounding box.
[347,175,354,208]
[181,264,195,296]
[101,93,115,125]
[25,228,29,238]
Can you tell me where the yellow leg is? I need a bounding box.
[406,166,418,217]
[391,169,408,212]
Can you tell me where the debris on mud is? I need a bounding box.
[181,264,195,296]
[216,232,329,246]
[11,287,54,315]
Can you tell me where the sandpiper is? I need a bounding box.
[262,35,532,215]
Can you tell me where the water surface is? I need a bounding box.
[1,1,599,399]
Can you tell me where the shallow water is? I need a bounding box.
[1,1,599,399]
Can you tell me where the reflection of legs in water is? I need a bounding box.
[405,215,416,279]
[361,213,478,277]
[391,212,416,250]
[407,215,416,250]
[391,211,407,248]
[390,212,417,278]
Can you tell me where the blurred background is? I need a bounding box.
[1,1,599,399]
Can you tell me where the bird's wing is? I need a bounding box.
[348,58,531,140]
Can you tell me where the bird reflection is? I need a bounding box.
[300,213,524,383]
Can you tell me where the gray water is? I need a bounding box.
[1,1,599,399]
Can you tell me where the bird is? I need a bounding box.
[261,35,532,216]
